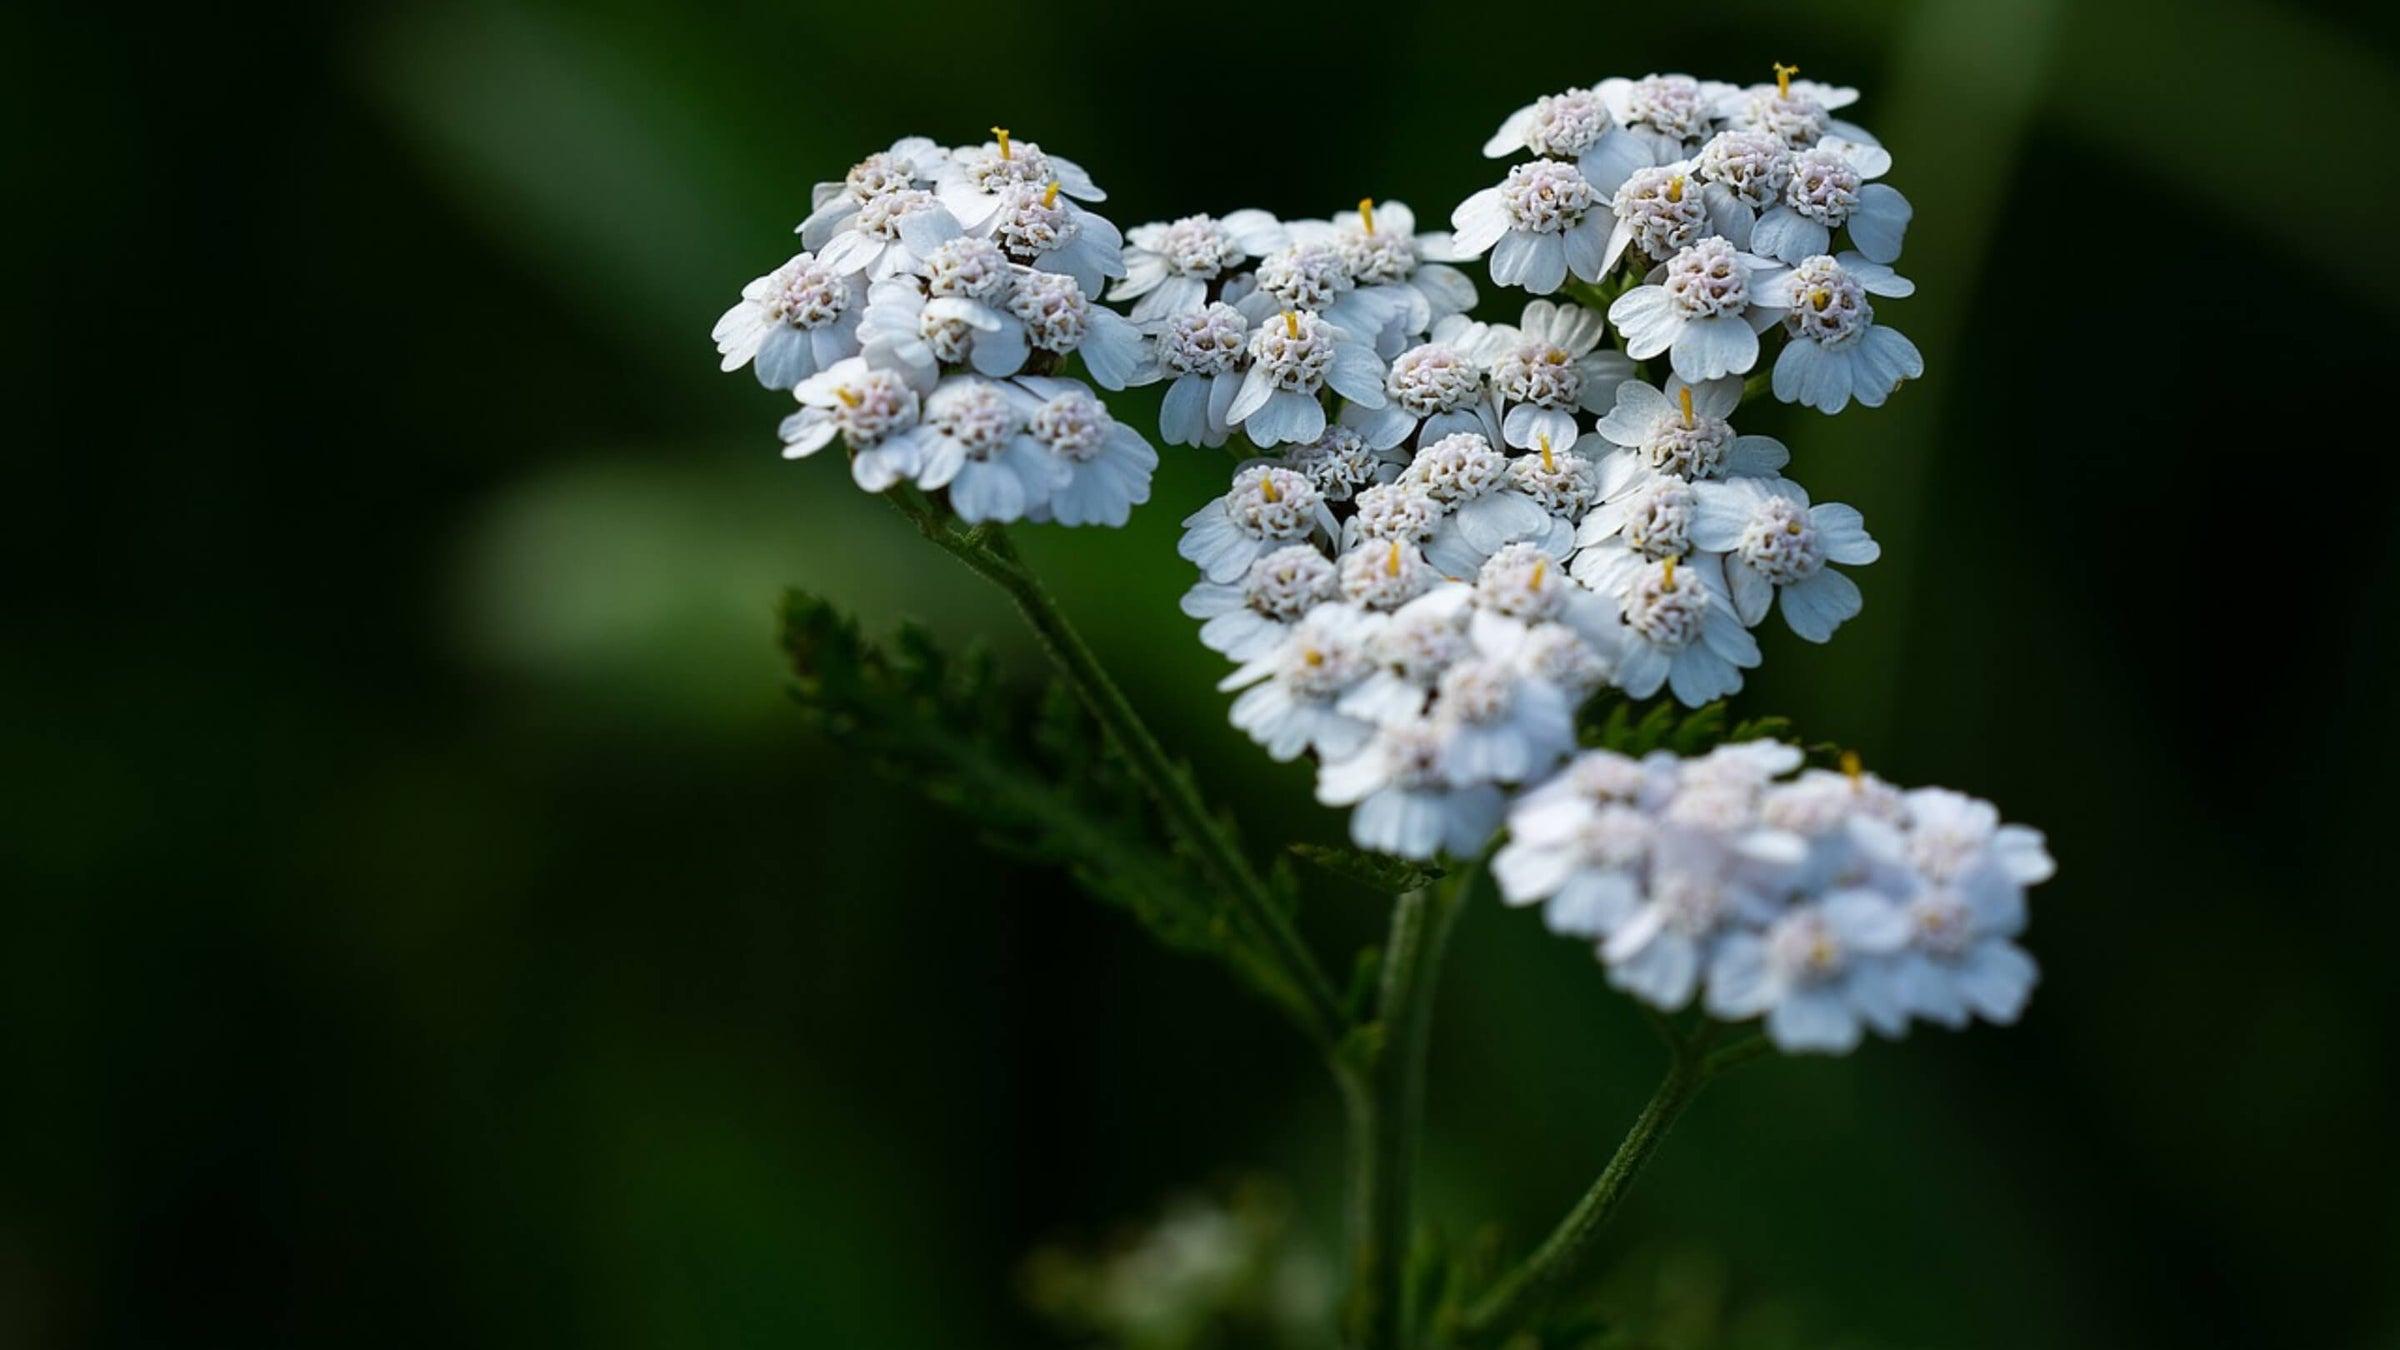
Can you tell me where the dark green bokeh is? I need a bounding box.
[9,0,2398,1345]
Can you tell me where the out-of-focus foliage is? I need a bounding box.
[1022,1180,1336,1350]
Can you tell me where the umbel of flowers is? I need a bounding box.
[1145,66,2046,1054]
[711,71,2048,1067]
[713,131,1156,526]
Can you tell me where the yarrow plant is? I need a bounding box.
[714,78,2049,1350]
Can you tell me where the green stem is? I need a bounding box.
[1453,1023,1756,1345]
[1344,857,1478,1350]
[890,493,1348,1050]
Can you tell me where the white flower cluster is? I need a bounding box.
[1174,306,1887,850]
[711,132,1159,526]
[1108,198,1481,450]
[1169,69,1933,867]
[1494,744,2054,1053]
[1452,66,1922,413]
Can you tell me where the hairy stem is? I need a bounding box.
[1452,1023,1754,1345]
[1344,858,1477,1350]
[891,493,1348,1049]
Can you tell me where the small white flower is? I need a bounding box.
[1179,464,1335,582]
[1343,482,1447,550]
[1182,542,1341,660]
[934,131,1106,231]
[1600,163,1745,274]
[1145,303,1250,448]
[1584,376,1790,493]
[1750,145,1911,265]
[1338,584,1474,727]
[1607,237,1789,382]
[1603,553,1761,706]
[1317,721,1506,860]
[1466,542,1622,655]
[1494,619,1612,706]
[858,274,1027,382]
[1112,210,1288,321]
[817,188,960,280]
[1339,332,1500,452]
[1450,160,1615,295]
[1315,199,1482,338]
[1690,129,1793,251]
[1224,310,1388,448]
[1005,268,1146,389]
[1770,253,1922,413]
[1425,441,1587,578]
[1430,654,1576,784]
[1284,425,1409,503]
[797,137,947,248]
[1015,375,1157,528]
[1689,477,1879,640]
[1597,74,1739,161]
[1337,538,1439,611]
[1573,474,1703,575]
[1234,238,1402,348]
[1394,433,1563,575]
[1505,440,1599,519]
[1603,824,1780,1010]
[1482,86,1655,187]
[713,252,869,390]
[1713,74,1884,162]
[1704,893,1911,1053]
[781,355,930,472]
[980,183,1126,298]
[1455,300,1634,451]
[1398,431,1511,503]
[1495,748,1676,935]
[1220,604,1379,762]
[1856,788,2054,1028]
[900,375,1066,521]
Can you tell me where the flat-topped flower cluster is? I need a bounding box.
[1494,743,2052,1052]
[706,79,2056,1056]
[1157,69,2052,1048]
[1455,67,1920,413]
[1168,69,1915,855]
[712,132,1156,526]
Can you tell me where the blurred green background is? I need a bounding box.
[10,0,2400,1345]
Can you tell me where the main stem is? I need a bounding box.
[1453,1027,1763,1345]
[1345,863,1472,1350]
[897,501,1347,1049]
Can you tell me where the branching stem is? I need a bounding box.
[1450,1020,1763,1345]
[888,491,1348,1050]
[1342,856,1475,1350]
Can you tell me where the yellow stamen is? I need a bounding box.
[1261,474,1282,503]
[1538,433,1555,472]
[835,387,862,408]
[1665,175,1686,204]
[1386,540,1402,576]
[1677,386,1694,428]
[1810,288,1832,312]
[1302,646,1325,668]
[1529,559,1547,588]
[1840,750,1863,784]
[1773,62,1799,99]
[1662,555,1678,590]
[991,127,1012,159]
[1283,310,1300,339]
[1358,197,1377,234]
[1044,180,1060,209]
